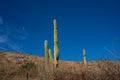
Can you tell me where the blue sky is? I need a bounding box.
[0,0,120,61]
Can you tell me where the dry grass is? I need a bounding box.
[0,52,120,80]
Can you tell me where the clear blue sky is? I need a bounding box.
[0,0,120,61]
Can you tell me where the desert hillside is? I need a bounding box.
[0,51,120,80]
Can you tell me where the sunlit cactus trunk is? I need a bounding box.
[83,49,87,67]
[53,19,59,68]
[44,40,49,65]
[49,49,53,62]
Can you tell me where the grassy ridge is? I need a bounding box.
[0,52,120,80]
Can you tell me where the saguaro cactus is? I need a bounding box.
[83,49,87,67]
[49,49,53,62]
[44,40,49,65]
[53,19,59,68]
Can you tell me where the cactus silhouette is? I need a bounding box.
[53,19,59,68]
[44,40,49,65]
[83,49,87,67]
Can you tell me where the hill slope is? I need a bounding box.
[0,52,120,80]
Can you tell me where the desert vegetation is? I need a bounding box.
[0,19,120,80]
[0,52,120,80]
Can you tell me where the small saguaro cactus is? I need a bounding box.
[49,49,53,62]
[53,19,59,68]
[44,40,49,65]
[83,49,87,67]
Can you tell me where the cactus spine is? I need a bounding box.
[83,49,87,67]
[53,19,59,68]
[44,40,49,65]
[49,49,53,62]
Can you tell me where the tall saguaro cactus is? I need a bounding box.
[44,40,49,65]
[83,49,87,67]
[53,19,59,68]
